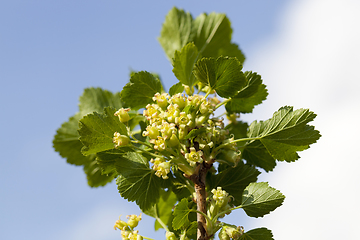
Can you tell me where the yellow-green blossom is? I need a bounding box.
[113,132,130,147]
[114,108,131,123]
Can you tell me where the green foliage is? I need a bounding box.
[53,7,320,240]
[239,228,273,240]
[239,182,285,218]
[193,57,246,98]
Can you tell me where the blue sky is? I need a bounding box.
[1,0,359,239]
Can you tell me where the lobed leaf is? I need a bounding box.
[193,57,246,98]
[240,182,285,218]
[79,87,123,115]
[172,42,199,87]
[120,71,162,109]
[192,12,245,63]
[243,106,321,171]
[53,113,89,166]
[83,157,117,187]
[239,227,274,240]
[116,152,163,211]
[225,71,268,113]
[79,107,127,156]
[158,7,193,61]
[53,88,124,187]
[158,8,245,64]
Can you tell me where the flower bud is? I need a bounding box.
[114,108,131,123]
[185,147,203,166]
[166,231,177,240]
[167,134,180,147]
[143,124,159,139]
[171,93,186,110]
[114,216,128,230]
[153,93,169,109]
[113,132,130,147]
[127,214,142,228]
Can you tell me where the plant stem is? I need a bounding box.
[189,161,213,240]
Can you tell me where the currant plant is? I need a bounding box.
[53,7,321,240]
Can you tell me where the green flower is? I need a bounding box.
[185,147,203,166]
[113,132,130,147]
[114,108,131,123]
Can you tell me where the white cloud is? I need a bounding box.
[243,0,360,239]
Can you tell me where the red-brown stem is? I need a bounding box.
[189,161,212,240]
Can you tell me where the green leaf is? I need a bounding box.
[193,57,246,98]
[217,42,245,65]
[53,88,124,187]
[239,228,274,240]
[169,82,184,96]
[116,152,163,211]
[53,88,124,166]
[120,71,162,109]
[240,182,285,218]
[79,87,123,115]
[53,113,88,166]
[246,106,321,164]
[79,107,128,155]
[208,161,260,205]
[172,42,199,87]
[158,7,193,61]
[144,189,178,231]
[193,12,245,63]
[83,157,117,187]
[172,198,192,230]
[225,72,268,113]
[95,147,133,174]
[242,141,277,172]
[159,8,245,65]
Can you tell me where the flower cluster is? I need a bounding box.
[113,91,241,179]
[208,187,233,219]
[114,214,143,240]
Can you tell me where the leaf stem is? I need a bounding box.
[155,217,170,232]
[215,98,231,110]
[132,145,163,159]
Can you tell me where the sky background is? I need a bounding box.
[1,0,359,239]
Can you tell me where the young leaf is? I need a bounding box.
[172,42,199,87]
[172,198,192,230]
[245,106,321,163]
[120,71,162,109]
[116,152,163,211]
[240,182,285,218]
[158,7,193,61]
[208,161,260,205]
[239,227,274,240]
[225,72,268,113]
[78,107,127,155]
[193,57,246,98]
